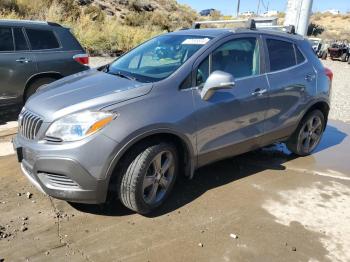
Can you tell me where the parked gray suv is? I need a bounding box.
[0,20,89,107]
[13,24,333,214]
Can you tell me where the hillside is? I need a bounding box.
[0,0,198,54]
[1,1,349,54]
[311,12,350,40]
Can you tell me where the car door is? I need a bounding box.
[191,35,270,167]
[24,27,82,77]
[0,27,36,106]
[261,36,316,144]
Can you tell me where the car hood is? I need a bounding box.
[25,69,153,122]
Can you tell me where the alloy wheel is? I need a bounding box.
[299,115,323,153]
[142,150,175,205]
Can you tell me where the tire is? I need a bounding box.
[118,142,178,214]
[286,110,325,156]
[321,52,327,60]
[341,53,347,62]
[24,77,57,102]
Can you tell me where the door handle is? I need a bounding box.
[305,73,316,82]
[252,88,267,96]
[16,58,32,63]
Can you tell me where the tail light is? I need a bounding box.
[73,54,89,66]
[324,67,333,82]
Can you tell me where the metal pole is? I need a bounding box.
[284,0,313,36]
[257,0,261,16]
[236,0,241,17]
[298,0,313,36]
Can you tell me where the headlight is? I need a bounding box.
[45,111,115,142]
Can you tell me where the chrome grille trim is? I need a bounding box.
[19,110,43,140]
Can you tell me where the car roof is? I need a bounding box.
[169,28,305,41]
[0,19,61,28]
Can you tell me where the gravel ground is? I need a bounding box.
[322,60,350,123]
[90,57,350,123]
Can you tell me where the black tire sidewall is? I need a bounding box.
[341,53,347,62]
[295,110,325,155]
[120,143,178,214]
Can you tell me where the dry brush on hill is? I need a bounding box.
[0,0,198,54]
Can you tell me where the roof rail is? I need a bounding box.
[192,19,256,30]
[257,24,296,34]
[191,18,296,35]
[47,22,62,27]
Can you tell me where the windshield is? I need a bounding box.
[106,35,212,83]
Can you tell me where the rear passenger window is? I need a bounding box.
[267,39,296,71]
[13,28,29,51]
[26,29,60,50]
[295,47,306,64]
[0,27,14,52]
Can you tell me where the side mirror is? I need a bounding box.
[201,71,235,101]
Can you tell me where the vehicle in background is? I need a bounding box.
[0,19,89,108]
[308,37,325,58]
[13,20,332,214]
[328,41,350,62]
[199,9,216,16]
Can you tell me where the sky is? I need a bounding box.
[177,0,350,15]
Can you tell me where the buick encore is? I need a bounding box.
[13,26,332,214]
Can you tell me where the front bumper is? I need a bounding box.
[13,133,118,204]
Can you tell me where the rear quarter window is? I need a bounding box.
[266,39,296,71]
[26,28,60,50]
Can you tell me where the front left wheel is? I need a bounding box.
[118,142,178,214]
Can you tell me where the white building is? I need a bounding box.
[322,9,340,15]
[262,10,279,17]
[240,11,255,17]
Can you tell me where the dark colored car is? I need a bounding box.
[14,22,333,214]
[200,9,216,16]
[328,42,350,62]
[0,19,89,107]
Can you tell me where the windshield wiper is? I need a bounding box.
[103,64,110,72]
[110,71,136,81]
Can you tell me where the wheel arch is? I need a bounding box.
[105,129,196,196]
[24,72,63,102]
[302,100,330,130]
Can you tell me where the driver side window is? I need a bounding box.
[196,37,260,86]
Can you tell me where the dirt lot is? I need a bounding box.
[322,60,350,122]
[0,59,350,261]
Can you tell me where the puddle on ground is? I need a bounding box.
[262,181,350,262]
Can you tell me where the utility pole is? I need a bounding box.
[257,0,261,16]
[236,0,240,17]
[284,0,313,36]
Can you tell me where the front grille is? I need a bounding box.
[44,173,80,189]
[19,110,43,140]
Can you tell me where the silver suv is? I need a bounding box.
[13,24,333,214]
[0,20,89,107]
